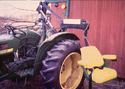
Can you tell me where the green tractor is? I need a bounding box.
[0,1,117,89]
[0,1,88,89]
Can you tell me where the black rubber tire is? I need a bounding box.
[41,39,84,89]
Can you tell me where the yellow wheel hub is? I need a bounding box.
[60,52,83,89]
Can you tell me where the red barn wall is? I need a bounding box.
[52,0,125,78]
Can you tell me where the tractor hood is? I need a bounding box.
[0,29,41,55]
[0,34,14,42]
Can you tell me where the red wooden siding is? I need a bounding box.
[52,0,125,78]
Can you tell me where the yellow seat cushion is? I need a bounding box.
[78,46,104,68]
[92,67,117,83]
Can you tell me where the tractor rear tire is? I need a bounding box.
[41,39,84,89]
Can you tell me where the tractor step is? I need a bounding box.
[7,58,34,72]
[6,58,35,78]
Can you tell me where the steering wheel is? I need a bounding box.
[5,25,26,36]
[14,29,26,36]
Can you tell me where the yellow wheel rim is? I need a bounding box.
[60,52,83,89]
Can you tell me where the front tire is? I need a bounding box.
[41,39,84,89]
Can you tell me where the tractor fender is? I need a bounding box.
[34,32,79,74]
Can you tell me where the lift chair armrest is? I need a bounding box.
[102,55,117,61]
